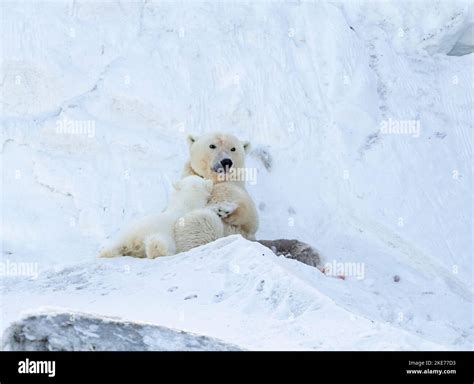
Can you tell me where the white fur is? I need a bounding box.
[176,132,258,253]
[98,176,213,259]
[174,208,225,253]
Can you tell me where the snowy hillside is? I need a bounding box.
[1,0,473,350]
[0,236,449,350]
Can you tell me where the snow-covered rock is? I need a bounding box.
[2,309,241,351]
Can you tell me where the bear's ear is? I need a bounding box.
[187,134,198,147]
[242,140,251,154]
[172,180,182,191]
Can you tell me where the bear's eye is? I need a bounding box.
[230,147,236,152]
[209,144,216,149]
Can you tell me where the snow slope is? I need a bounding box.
[0,236,449,350]
[1,1,473,350]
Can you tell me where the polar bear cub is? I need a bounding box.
[98,175,214,259]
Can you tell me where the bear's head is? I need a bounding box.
[185,132,251,185]
[170,175,213,210]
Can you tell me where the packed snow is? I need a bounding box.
[0,236,450,350]
[1,0,472,350]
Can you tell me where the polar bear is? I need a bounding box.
[174,132,259,253]
[98,175,214,259]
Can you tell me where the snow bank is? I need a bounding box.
[0,236,450,350]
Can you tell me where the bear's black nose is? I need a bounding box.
[221,158,233,170]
